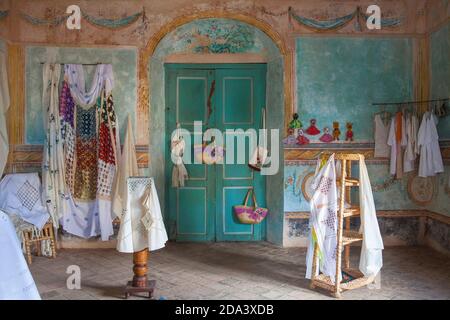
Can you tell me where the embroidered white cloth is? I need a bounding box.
[42,63,68,228]
[417,112,444,177]
[358,155,384,277]
[117,177,168,253]
[0,173,50,229]
[0,47,10,178]
[0,210,41,300]
[305,154,339,283]
[112,115,139,219]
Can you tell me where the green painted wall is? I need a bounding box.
[25,46,137,144]
[430,23,450,139]
[296,37,413,141]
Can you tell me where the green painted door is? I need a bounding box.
[165,64,267,242]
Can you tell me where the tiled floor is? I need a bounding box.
[29,242,450,300]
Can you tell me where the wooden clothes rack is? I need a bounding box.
[309,153,377,298]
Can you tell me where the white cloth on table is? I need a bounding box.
[117,177,168,253]
[0,210,41,300]
[0,48,10,178]
[112,115,139,219]
[358,155,384,277]
[403,114,419,173]
[0,173,49,229]
[42,63,69,229]
[417,112,444,178]
[305,154,339,283]
[373,114,390,158]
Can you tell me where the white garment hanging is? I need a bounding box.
[0,210,41,300]
[373,114,390,158]
[64,64,114,105]
[403,113,418,173]
[358,155,384,277]
[116,177,168,253]
[41,63,68,228]
[0,48,10,178]
[0,173,50,229]
[171,127,188,187]
[112,115,139,219]
[306,154,339,283]
[387,115,407,177]
[417,112,444,177]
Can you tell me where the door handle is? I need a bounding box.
[206,80,215,123]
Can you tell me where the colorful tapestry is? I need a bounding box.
[58,64,119,241]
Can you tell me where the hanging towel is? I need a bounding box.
[358,155,384,277]
[116,177,168,253]
[112,115,139,219]
[0,210,41,300]
[305,154,339,283]
[0,48,10,178]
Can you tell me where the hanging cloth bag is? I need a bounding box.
[233,189,268,224]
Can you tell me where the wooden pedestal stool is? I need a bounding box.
[23,222,57,264]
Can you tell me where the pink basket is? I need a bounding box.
[233,189,268,224]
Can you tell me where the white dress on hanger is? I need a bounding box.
[417,112,444,177]
[374,114,390,158]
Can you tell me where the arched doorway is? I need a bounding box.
[140,13,289,245]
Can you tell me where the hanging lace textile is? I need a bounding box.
[0,46,10,178]
[305,154,339,283]
[117,177,168,253]
[59,64,120,241]
[42,63,68,228]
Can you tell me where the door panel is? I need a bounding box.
[166,68,215,241]
[165,64,266,242]
[215,67,267,241]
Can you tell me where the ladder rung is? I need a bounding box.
[337,178,360,187]
[343,207,360,217]
[342,230,363,245]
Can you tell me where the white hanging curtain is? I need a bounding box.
[0,47,10,178]
[64,64,114,105]
[41,63,68,228]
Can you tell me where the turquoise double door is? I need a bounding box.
[165,64,267,241]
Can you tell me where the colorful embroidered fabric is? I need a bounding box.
[60,81,76,191]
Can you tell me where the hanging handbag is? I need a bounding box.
[233,189,268,224]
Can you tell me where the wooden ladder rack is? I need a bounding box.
[309,152,376,298]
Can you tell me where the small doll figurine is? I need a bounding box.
[296,129,310,145]
[283,128,297,145]
[305,119,320,135]
[319,127,334,143]
[333,122,341,141]
[345,122,354,142]
[288,113,302,137]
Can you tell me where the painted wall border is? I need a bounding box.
[137,10,293,147]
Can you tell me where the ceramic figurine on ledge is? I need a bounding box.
[283,128,297,145]
[319,127,334,143]
[288,113,302,137]
[345,122,354,142]
[333,121,341,141]
[305,119,320,135]
[296,129,310,145]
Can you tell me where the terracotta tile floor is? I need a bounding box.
[29,242,450,300]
